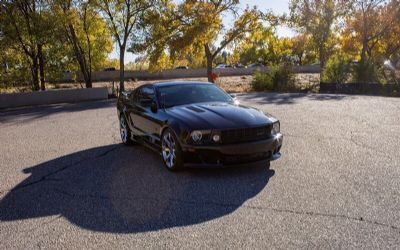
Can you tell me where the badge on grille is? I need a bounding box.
[191,131,203,142]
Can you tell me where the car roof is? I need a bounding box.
[151,81,214,88]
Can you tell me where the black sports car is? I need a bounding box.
[117,81,283,171]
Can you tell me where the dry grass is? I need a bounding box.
[95,74,320,94]
[0,83,83,94]
[0,74,320,94]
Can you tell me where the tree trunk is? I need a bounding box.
[360,38,368,66]
[85,72,92,88]
[298,52,303,66]
[358,38,370,83]
[30,57,40,91]
[85,43,92,88]
[119,47,125,92]
[38,44,45,91]
[319,45,326,70]
[207,57,214,83]
[204,45,214,83]
[67,24,92,88]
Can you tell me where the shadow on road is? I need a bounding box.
[0,144,274,233]
[240,93,351,105]
[0,100,116,124]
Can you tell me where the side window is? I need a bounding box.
[138,86,155,107]
[131,89,140,104]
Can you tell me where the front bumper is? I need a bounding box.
[182,133,283,168]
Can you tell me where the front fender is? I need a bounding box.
[160,119,190,145]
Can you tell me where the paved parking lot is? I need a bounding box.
[0,93,399,249]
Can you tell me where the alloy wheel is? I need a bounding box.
[162,132,176,169]
[120,116,128,143]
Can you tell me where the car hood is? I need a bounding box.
[167,102,277,130]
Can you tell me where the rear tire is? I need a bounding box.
[161,128,184,171]
[119,114,134,145]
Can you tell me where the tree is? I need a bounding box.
[289,0,350,69]
[233,24,306,66]
[232,23,274,65]
[0,41,32,90]
[134,1,262,82]
[1,0,54,91]
[202,6,262,82]
[341,0,400,81]
[97,0,154,91]
[381,0,400,73]
[52,0,112,88]
[291,34,317,65]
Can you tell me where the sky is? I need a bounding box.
[109,0,294,63]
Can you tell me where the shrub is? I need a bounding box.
[252,70,273,91]
[251,64,295,91]
[322,53,352,84]
[270,64,296,91]
[352,60,380,83]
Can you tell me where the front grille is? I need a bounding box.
[223,152,271,165]
[220,125,272,144]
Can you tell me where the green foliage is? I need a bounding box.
[235,25,293,66]
[352,61,380,83]
[0,47,31,91]
[0,0,114,90]
[289,0,351,68]
[0,0,56,90]
[252,70,274,91]
[252,64,296,91]
[322,53,352,84]
[234,24,319,66]
[132,1,262,80]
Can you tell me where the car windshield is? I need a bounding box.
[157,84,232,108]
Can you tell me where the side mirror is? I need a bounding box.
[230,93,237,99]
[151,101,158,113]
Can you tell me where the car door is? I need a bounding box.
[129,85,161,143]
[118,88,137,133]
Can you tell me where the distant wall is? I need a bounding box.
[0,87,108,109]
[320,83,399,96]
[61,65,321,83]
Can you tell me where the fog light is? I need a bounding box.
[213,134,221,142]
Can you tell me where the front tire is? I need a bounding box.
[161,129,184,171]
[119,114,134,145]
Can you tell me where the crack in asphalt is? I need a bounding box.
[264,207,400,231]
[348,133,394,161]
[4,145,121,193]
[53,188,400,233]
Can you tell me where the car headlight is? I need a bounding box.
[271,122,280,135]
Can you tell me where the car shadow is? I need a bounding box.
[239,92,351,105]
[0,144,274,233]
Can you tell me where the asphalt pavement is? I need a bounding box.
[0,93,399,249]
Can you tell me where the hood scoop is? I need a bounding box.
[186,106,205,113]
